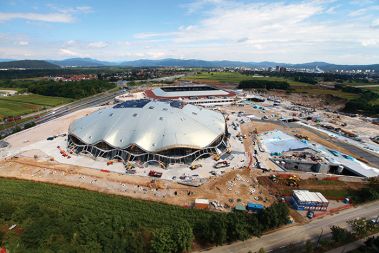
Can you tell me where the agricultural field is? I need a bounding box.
[0,177,214,252]
[0,94,72,119]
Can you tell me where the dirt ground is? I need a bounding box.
[0,157,274,210]
[265,90,347,111]
[257,174,365,200]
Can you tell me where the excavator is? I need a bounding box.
[287,175,300,187]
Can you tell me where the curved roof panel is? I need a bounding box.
[68,100,226,152]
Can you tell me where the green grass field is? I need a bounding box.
[183,72,360,100]
[292,86,360,100]
[363,87,379,105]
[182,72,309,86]
[0,94,72,119]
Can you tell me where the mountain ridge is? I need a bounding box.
[0,58,378,71]
[0,60,60,69]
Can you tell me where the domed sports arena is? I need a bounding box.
[67,99,228,166]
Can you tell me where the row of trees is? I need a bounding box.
[194,203,289,246]
[331,218,378,244]
[238,80,290,90]
[293,75,318,85]
[0,80,116,99]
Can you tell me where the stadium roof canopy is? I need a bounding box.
[68,99,226,153]
[145,85,235,99]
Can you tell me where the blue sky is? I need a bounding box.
[0,0,379,64]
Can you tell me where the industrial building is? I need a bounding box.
[260,130,379,178]
[291,190,329,211]
[144,85,237,107]
[67,99,228,166]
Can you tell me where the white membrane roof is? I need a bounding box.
[68,100,226,152]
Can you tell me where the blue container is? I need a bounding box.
[246,202,264,211]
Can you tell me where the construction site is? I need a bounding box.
[0,83,378,218]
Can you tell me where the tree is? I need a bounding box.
[150,221,193,253]
[330,225,355,243]
[305,240,314,253]
[258,248,266,253]
[172,220,193,253]
[348,218,375,238]
[226,212,250,242]
[150,228,175,253]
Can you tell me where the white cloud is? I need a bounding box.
[0,5,92,23]
[183,0,230,14]
[1,1,379,64]
[18,41,29,46]
[59,48,81,56]
[371,18,379,29]
[88,41,108,48]
[65,40,76,46]
[348,5,379,16]
[361,39,379,46]
[46,4,93,14]
[0,12,74,23]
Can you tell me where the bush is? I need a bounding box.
[331,226,355,243]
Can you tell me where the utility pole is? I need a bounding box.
[316,228,324,248]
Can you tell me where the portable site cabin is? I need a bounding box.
[292,190,329,211]
[235,204,247,211]
[246,202,264,212]
[194,198,209,209]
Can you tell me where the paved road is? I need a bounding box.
[325,232,379,253]
[199,200,379,253]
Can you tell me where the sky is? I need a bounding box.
[0,0,379,64]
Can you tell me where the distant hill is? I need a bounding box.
[120,58,379,72]
[0,58,377,72]
[0,60,60,69]
[120,58,254,68]
[49,58,115,67]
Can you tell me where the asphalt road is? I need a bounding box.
[199,200,379,253]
